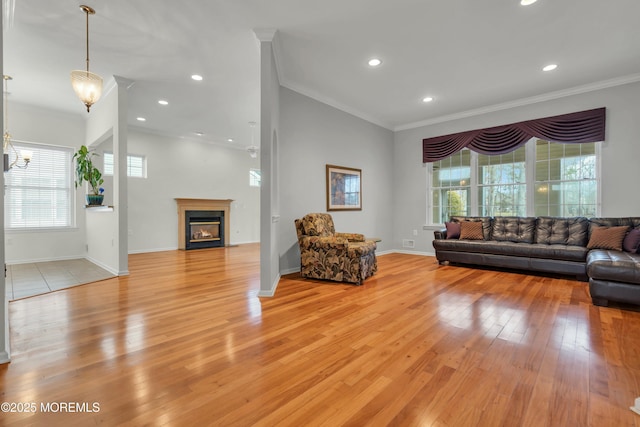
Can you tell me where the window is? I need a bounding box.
[5,142,73,229]
[478,147,526,217]
[428,139,599,224]
[431,150,471,223]
[103,152,146,178]
[535,140,597,217]
[250,168,261,187]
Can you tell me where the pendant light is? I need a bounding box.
[70,5,102,113]
[247,121,259,158]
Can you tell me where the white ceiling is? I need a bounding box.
[4,0,640,149]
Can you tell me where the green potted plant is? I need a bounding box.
[73,145,104,206]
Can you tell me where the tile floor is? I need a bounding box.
[5,259,115,300]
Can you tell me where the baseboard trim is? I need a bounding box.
[376,250,395,256]
[0,350,10,364]
[280,267,300,275]
[85,256,120,276]
[5,254,85,265]
[390,249,435,257]
[128,247,178,255]
[257,274,280,298]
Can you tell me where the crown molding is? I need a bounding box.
[395,73,640,132]
[268,30,393,131]
[280,80,394,130]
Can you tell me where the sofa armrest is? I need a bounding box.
[336,232,365,242]
[434,228,447,240]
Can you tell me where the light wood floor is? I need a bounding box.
[2,244,640,426]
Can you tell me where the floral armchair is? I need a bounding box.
[294,213,377,285]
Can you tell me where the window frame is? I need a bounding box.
[250,168,261,187]
[4,141,75,231]
[426,138,601,225]
[103,151,147,178]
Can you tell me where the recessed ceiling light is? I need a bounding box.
[158,100,169,105]
[136,117,146,122]
[227,138,234,142]
[195,132,204,136]
[191,74,203,81]
[542,64,558,71]
[422,96,434,103]
[520,0,538,5]
[368,58,382,67]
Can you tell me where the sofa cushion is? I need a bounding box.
[587,250,640,285]
[535,216,589,246]
[587,226,628,251]
[445,221,461,239]
[433,239,588,262]
[451,216,493,240]
[492,216,536,243]
[589,217,640,236]
[460,221,484,240]
[623,228,640,253]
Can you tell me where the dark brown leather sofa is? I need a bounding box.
[433,216,640,307]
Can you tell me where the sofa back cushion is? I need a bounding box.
[535,216,589,246]
[451,216,493,240]
[490,217,536,243]
[589,217,640,236]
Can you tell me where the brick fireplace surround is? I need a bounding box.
[175,198,233,250]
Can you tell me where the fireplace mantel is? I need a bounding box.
[176,198,233,250]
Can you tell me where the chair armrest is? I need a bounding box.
[336,232,365,242]
[434,228,447,240]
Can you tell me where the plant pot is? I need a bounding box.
[86,194,104,206]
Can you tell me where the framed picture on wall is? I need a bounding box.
[326,164,362,211]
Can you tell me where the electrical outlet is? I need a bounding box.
[413,229,418,236]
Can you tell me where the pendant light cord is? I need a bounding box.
[85,8,90,74]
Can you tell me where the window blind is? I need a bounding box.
[4,142,73,229]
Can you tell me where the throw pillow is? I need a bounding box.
[623,228,640,253]
[459,221,484,240]
[445,221,461,239]
[587,226,629,251]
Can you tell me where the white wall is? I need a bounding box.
[82,78,129,275]
[278,87,395,274]
[257,33,281,297]
[5,102,260,262]
[116,130,260,252]
[393,81,640,254]
[4,103,87,263]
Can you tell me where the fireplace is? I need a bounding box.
[186,210,224,249]
[175,199,233,250]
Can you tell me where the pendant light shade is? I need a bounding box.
[70,70,102,112]
[70,5,102,112]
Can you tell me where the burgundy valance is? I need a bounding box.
[422,107,606,163]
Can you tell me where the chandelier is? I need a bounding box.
[3,75,32,171]
[70,5,102,112]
